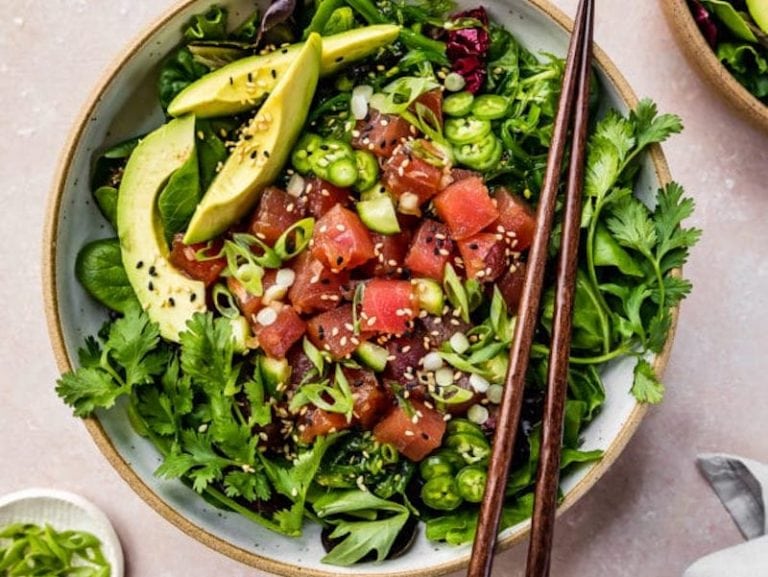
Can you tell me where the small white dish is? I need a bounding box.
[0,488,124,577]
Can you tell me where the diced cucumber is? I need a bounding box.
[355,341,389,372]
[356,195,401,235]
[413,278,445,315]
[360,183,389,201]
[260,356,291,396]
[230,316,252,354]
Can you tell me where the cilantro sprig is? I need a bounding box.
[576,100,700,403]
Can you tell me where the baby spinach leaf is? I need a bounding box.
[75,238,139,314]
[93,186,118,230]
[158,148,201,242]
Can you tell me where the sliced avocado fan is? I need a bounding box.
[183,33,323,244]
[117,114,208,342]
[168,25,400,119]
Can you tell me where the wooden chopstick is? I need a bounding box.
[526,1,594,575]
[466,2,595,576]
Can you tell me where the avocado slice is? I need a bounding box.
[117,114,207,341]
[747,0,768,33]
[183,34,322,244]
[168,25,400,118]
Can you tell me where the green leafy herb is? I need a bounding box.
[157,48,209,111]
[75,238,140,314]
[158,142,201,241]
[56,306,168,417]
[184,6,228,41]
[314,490,410,566]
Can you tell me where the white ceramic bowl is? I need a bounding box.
[44,1,676,575]
[0,489,124,577]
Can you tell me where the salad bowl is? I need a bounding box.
[664,0,768,133]
[44,0,678,575]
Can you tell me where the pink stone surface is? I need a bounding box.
[0,1,766,576]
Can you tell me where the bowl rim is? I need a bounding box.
[42,1,676,575]
[663,0,768,133]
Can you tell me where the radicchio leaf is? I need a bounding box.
[688,0,719,48]
[258,0,296,44]
[446,8,491,93]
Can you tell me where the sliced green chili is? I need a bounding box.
[444,116,492,144]
[471,94,510,120]
[353,150,379,192]
[442,91,475,117]
[453,133,503,171]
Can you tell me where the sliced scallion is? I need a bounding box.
[274,217,315,261]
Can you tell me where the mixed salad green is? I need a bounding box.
[689,0,768,102]
[57,0,700,566]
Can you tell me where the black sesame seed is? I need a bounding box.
[168,297,175,307]
[263,150,270,158]
[136,261,144,269]
[271,69,277,79]
[148,281,154,291]
[335,56,344,63]
[148,266,157,277]
[190,293,197,302]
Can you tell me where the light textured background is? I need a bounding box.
[1,1,766,576]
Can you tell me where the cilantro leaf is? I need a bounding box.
[224,469,271,502]
[106,305,167,387]
[631,358,665,404]
[179,313,239,392]
[653,182,702,274]
[156,430,233,492]
[606,196,657,257]
[630,98,684,153]
[77,337,102,369]
[56,368,124,417]
[137,356,193,437]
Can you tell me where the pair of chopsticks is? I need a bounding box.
[467,1,595,577]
